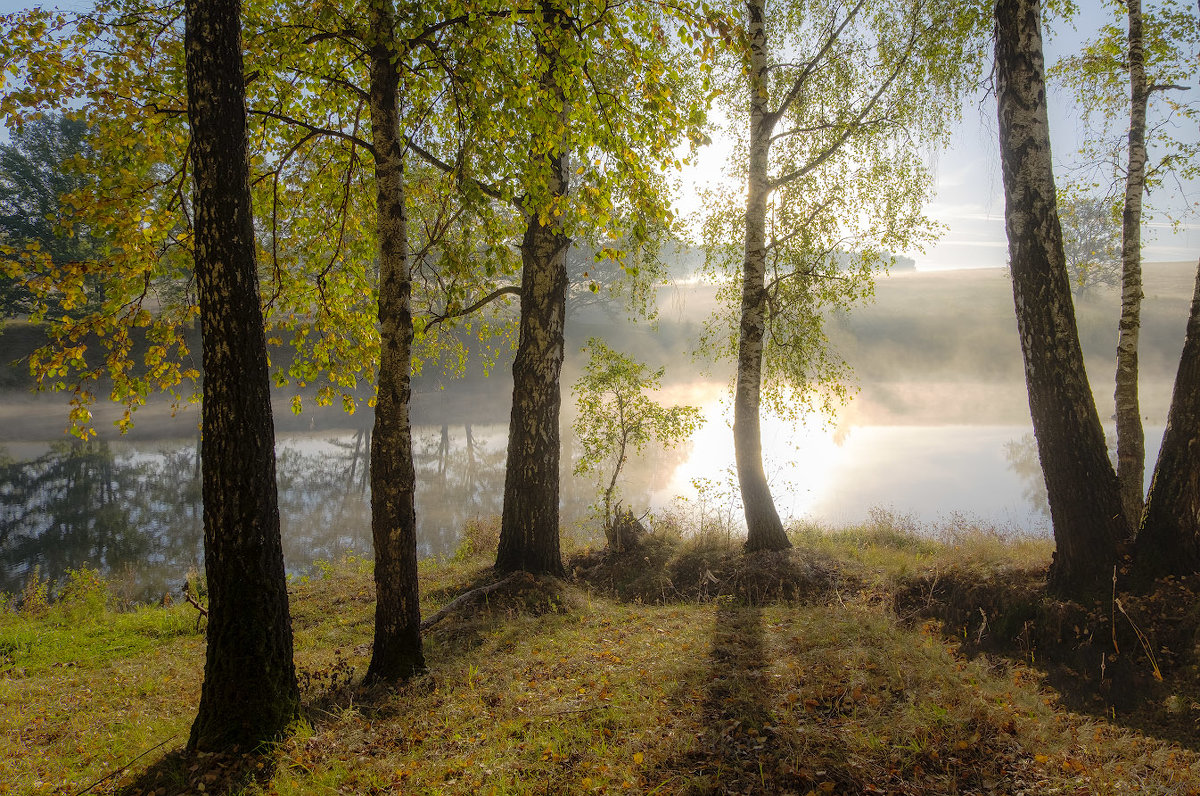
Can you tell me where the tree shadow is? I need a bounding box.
[660,598,807,794]
[895,567,1200,751]
[114,744,280,796]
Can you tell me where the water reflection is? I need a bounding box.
[1003,434,1051,521]
[0,439,203,601]
[7,397,1145,602]
[0,417,643,602]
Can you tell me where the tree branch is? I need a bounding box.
[424,285,521,330]
[247,107,374,155]
[420,573,528,632]
[1149,82,1190,93]
[765,0,866,129]
[769,9,922,190]
[404,136,514,207]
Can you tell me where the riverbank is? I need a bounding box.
[4,518,1200,795]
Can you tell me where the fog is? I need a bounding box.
[1,261,1194,599]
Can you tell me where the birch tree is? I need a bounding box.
[702,0,981,550]
[571,338,701,532]
[403,0,711,576]
[1136,257,1200,575]
[994,0,1131,594]
[183,0,299,750]
[1052,0,1200,525]
[0,0,508,683]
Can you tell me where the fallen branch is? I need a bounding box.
[70,735,177,796]
[420,573,526,632]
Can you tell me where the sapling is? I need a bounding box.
[571,338,702,546]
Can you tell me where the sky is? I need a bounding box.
[1,0,1197,271]
[674,7,1200,270]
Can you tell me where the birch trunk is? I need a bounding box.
[496,1,569,576]
[184,0,298,750]
[1115,0,1149,526]
[994,0,1129,594]
[736,0,790,552]
[1135,257,1200,575]
[364,0,424,682]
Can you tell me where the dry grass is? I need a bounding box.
[3,523,1200,795]
[789,507,1055,585]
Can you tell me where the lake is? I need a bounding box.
[1,263,1192,601]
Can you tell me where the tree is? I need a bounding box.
[1,0,506,683]
[993,0,1130,594]
[1135,257,1200,575]
[1058,192,1121,297]
[363,0,423,683]
[1051,0,1200,526]
[183,0,298,751]
[408,0,710,576]
[1,0,708,584]
[0,114,100,319]
[703,0,980,551]
[1114,0,1151,525]
[493,1,574,577]
[571,338,701,532]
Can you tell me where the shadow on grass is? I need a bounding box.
[115,744,280,796]
[895,566,1200,751]
[656,598,808,794]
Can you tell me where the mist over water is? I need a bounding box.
[1,262,1193,600]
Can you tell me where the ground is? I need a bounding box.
[2,518,1200,795]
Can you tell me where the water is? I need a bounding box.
[0,384,1092,603]
[3,263,1190,601]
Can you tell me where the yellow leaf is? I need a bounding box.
[633,752,644,764]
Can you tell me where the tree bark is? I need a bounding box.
[993,0,1130,595]
[1115,0,1149,527]
[736,0,790,552]
[364,0,424,683]
[184,0,299,751]
[1135,257,1200,576]
[496,1,569,577]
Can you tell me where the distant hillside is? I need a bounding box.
[3,261,1195,434]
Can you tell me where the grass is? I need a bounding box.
[3,519,1200,795]
[788,507,1055,583]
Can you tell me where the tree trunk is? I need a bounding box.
[602,396,628,530]
[1115,0,1149,527]
[364,0,424,683]
[1135,257,1200,576]
[496,1,569,577]
[993,0,1129,595]
[737,0,790,552]
[184,0,299,751]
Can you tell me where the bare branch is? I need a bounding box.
[424,285,521,330]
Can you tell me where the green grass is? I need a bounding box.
[2,523,1199,795]
[788,507,1055,584]
[0,569,205,794]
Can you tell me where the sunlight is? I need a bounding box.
[649,382,847,523]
